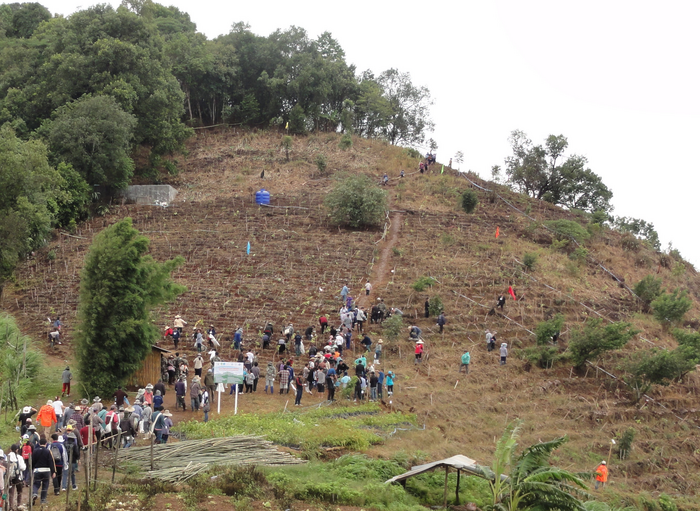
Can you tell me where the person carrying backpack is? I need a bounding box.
[8,443,26,509]
[63,432,80,491]
[49,433,67,495]
[31,438,56,506]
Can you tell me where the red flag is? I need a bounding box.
[508,286,517,301]
[495,226,500,238]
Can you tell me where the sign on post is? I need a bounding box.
[213,361,245,415]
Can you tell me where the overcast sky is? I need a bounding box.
[39,0,700,266]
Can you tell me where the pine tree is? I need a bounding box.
[75,218,185,397]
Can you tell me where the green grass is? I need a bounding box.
[175,403,416,456]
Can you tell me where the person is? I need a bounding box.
[374,339,383,364]
[386,371,395,396]
[594,461,608,489]
[265,362,276,394]
[8,443,26,508]
[202,390,210,423]
[204,369,215,398]
[377,299,387,323]
[153,390,163,410]
[190,376,202,411]
[400,169,405,178]
[114,386,128,407]
[361,334,372,352]
[119,409,136,450]
[144,384,154,406]
[424,297,430,318]
[414,340,424,364]
[340,284,349,304]
[497,294,506,310]
[49,328,60,347]
[500,342,508,365]
[369,371,378,401]
[52,397,64,428]
[315,367,326,394]
[234,327,243,350]
[486,330,494,352]
[409,325,422,340]
[377,369,385,400]
[163,325,174,341]
[279,365,290,394]
[278,336,287,355]
[294,332,302,356]
[31,438,56,505]
[365,280,372,296]
[319,315,328,335]
[355,308,367,333]
[294,374,304,406]
[53,316,62,331]
[460,350,470,373]
[437,312,446,333]
[175,377,187,411]
[251,362,260,392]
[173,314,187,334]
[194,354,204,377]
[63,431,80,490]
[61,367,72,397]
[353,376,363,402]
[419,161,425,174]
[382,173,389,185]
[18,406,37,435]
[37,400,57,436]
[172,328,181,349]
[245,369,255,393]
[49,433,66,496]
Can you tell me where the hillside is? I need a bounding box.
[3,129,700,508]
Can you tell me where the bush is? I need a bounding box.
[281,136,292,162]
[523,346,566,369]
[617,427,635,460]
[673,329,700,363]
[315,153,328,175]
[568,319,638,368]
[288,104,307,135]
[651,289,692,327]
[428,295,443,316]
[569,247,588,262]
[460,189,479,214]
[324,175,387,228]
[404,147,422,159]
[523,252,537,271]
[382,314,404,341]
[543,219,590,244]
[633,275,663,312]
[338,134,353,150]
[627,349,695,387]
[412,276,435,292]
[535,314,564,346]
[590,209,608,225]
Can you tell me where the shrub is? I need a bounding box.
[568,319,638,368]
[569,247,588,262]
[543,219,590,244]
[523,346,566,369]
[651,289,692,327]
[412,276,435,292]
[673,329,700,363]
[382,314,404,341]
[288,104,307,135]
[315,153,328,175]
[633,275,663,312]
[617,427,635,460]
[404,147,422,159]
[338,134,353,150]
[428,295,443,316]
[281,136,292,162]
[523,252,537,271]
[625,349,694,402]
[324,175,387,228]
[535,314,564,346]
[590,209,608,225]
[460,189,479,214]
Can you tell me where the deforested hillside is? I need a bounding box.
[4,129,700,507]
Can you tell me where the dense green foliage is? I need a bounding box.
[627,349,694,387]
[428,295,444,316]
[568,319,638,368]
[504,131,613,213]
[535,313,564,346]
[75,218,185,397]
[382,314,404,341]
[651,288,692,327]
[461,189,479,213]
[543,219,591,244]
[324,174,387,228]
[613,216,661,250]
[475,420,588,511]
[522,252,537,271]
[412,275,435,292]
[634,275,663,311]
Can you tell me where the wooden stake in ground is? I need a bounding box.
[66,443,73,507]
[28,453,33,511]
[150,435,154,471]
[443,466,449,509]
[112,430,122,483]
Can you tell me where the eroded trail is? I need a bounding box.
[357,212,402,307]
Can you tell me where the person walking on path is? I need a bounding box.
[194,354,204,377]
[437,312,446,333]
[265,362,276,394]
[31,438,55,506]
[424,297,430,318]
[369,371,378,401]
[340,284,349,304]
[173,314,187,334]
[190,377,202,412]
[175,377,186,411]
[279,365,290,395]
[61,367,72,397]
[294,375,304,406]
[8,443,26,508]
[374,339,383,364]
[500,343,508,365]
[365,280,372,296]
[319,315,328,335]
[414,340,424,364]
[594,461,608,489]
[37,400,57,436]
[460,350,470,373]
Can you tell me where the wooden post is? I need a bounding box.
[443,466,449,509]
[455,469,461,505]
[112,430,122,483]
[28,453,33,511]
[150,434,154,471]
[66,443,73,506]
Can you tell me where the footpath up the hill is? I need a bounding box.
[3,130,700,505]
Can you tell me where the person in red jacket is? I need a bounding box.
[36,401,57,436]
[319,315,328,335]
[414,340,424,364]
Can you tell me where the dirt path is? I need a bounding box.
[357,212,402,308]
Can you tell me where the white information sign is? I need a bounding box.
[213,361,244,385]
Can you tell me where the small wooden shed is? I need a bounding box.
[126,345,171,390]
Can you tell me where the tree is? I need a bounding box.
[43,95,137,189]
[75,218,185,397]
[2,2,50,38]
[324,174,387,228]
[376,68,434,146]
[504,131,613,213]
[625,349,695,402]
[461,190,478,214]
[633,275,663,312]
[612,216,661,250]
[288,104,307,135]
[454,150,464,170]
[568,319,638,368]
[535,314,564,346]
[281,136,292,162]
[651,289,692,327]
[0,125,60,284]
[474,420,588,511]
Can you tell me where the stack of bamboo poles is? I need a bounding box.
[118,436,304,482]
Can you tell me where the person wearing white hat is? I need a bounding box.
[499,343,508,365]
[18,406,37,436]
[414,340,424,364]
[173,314,187,334]
[8,443,26,508]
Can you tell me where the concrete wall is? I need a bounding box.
[120,185,178,206]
